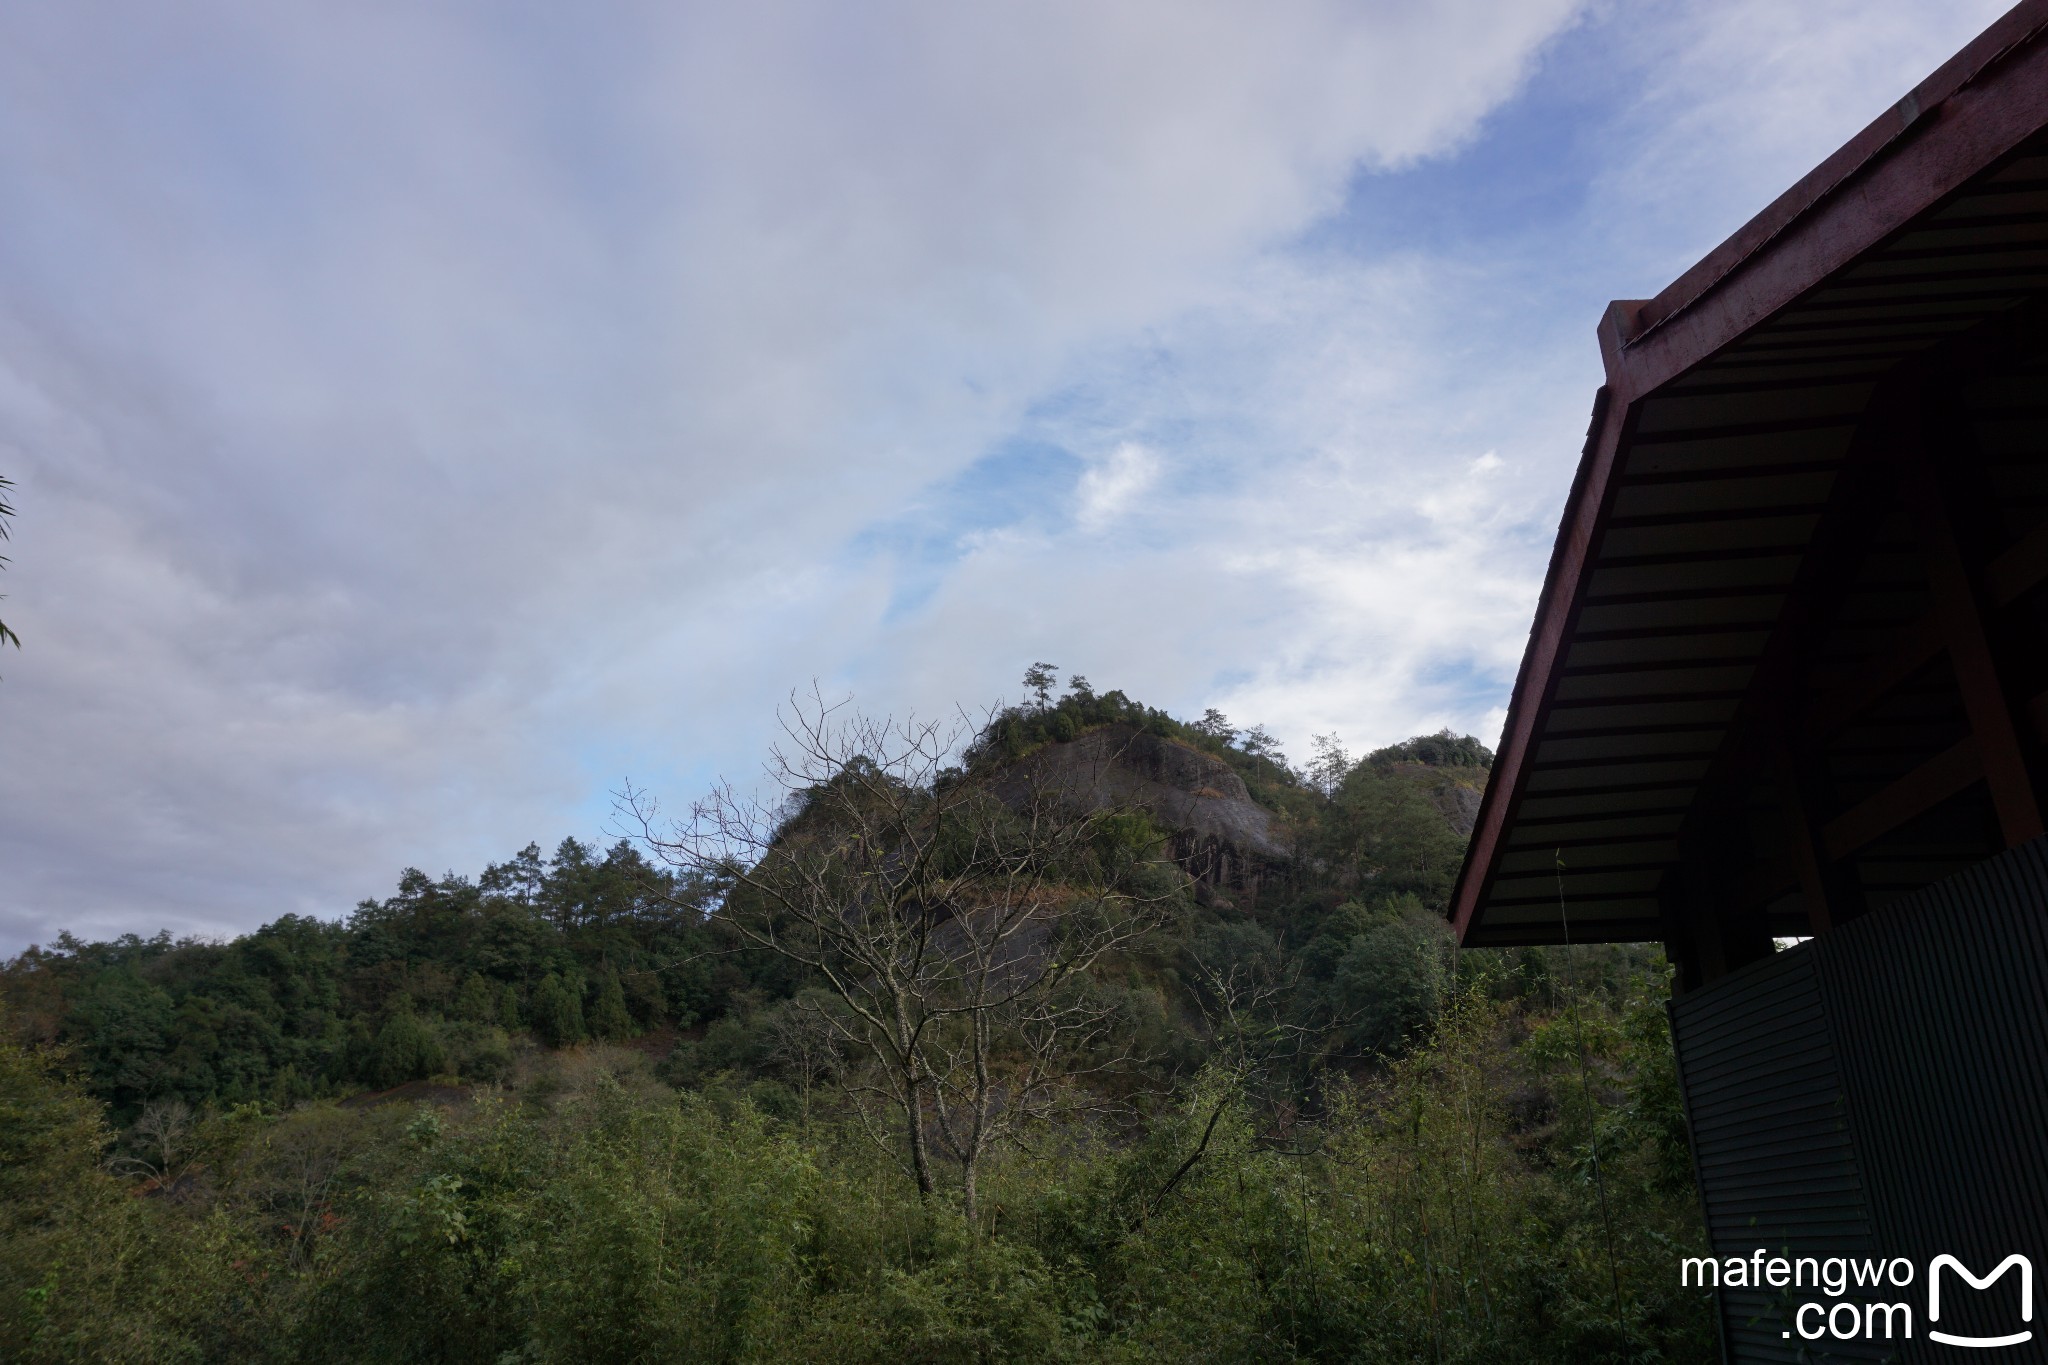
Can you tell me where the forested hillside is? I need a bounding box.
[0,676,1716,1362]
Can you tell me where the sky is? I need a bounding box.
[0,0,2018,951]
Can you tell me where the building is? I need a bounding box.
[1448,4,2048,1359]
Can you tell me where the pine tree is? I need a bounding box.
[590,971,632,1041]
[1022,661,1059,711]
[532,972,585,1048]
[497,982,523,1032]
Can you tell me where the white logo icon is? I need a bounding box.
[1929,1254,2033,1349]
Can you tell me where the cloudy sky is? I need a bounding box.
[0,0,2015,950]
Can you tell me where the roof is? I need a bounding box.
[1452,0,2048,948]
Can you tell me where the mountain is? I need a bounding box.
[1,683,1497,1117]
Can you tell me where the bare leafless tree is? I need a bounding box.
[249,1107,358,1269]
[1186,947,1294,1073]
[108,1098,199,1193]
[768,993,843,1129]
[619,687,1167,1222]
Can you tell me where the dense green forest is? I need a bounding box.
[1,676,1716,1362]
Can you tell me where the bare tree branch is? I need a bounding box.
[618,686,1172,1221]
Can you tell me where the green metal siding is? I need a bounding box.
[1671,835,2048,1362]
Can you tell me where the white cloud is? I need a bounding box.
[0,0,1587,947]
[856,247,1577,765]
[1584,0,2017,281]
[0,0,2008,949]
[1075,443,1162,532]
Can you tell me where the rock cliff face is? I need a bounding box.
[1440,781,1484,837]
[990,724,1290,894]
[1380,761,1486,836]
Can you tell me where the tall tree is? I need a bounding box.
[624,689,1164,1220]
[496,982,524,1033]
[589,971,632,1041]
[1305,732,1352,798]
[1238,723,1286,767]
[531,973,586,1048]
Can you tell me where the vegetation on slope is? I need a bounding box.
[0,673,1714,1362]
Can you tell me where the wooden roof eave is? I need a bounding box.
[1451,0,2048,946]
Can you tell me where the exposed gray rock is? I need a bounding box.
[991,724,1290,893]
[1437,781,1483,837]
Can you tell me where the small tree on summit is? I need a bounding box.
[1022,662,1059,711]
[1305,733,1352,798]
[1239,724,1286,767]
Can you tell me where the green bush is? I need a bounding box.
[660,1012,774,1089]
[369,1006,446,1089]
[1331,897,1452,1056]
[439,1021,513,1086]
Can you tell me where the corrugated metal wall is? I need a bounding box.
[1671,947,1886,1362]
[1671,836,2048,1363]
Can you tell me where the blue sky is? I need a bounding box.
[0,0,2016,950]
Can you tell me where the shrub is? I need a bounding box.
[369,1006,445,1089]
